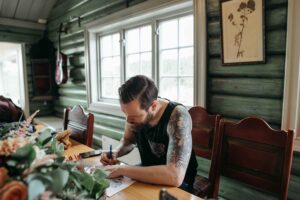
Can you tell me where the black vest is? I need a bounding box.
[134,101,198,187]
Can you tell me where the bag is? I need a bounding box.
[0,96,24,123]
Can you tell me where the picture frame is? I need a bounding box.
[220,0,265,65]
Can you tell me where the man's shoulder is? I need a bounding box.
[168,104,191,124]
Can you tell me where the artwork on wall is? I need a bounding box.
[220,0,265,65]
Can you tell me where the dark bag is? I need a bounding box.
[0,95,24,123]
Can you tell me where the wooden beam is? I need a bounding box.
[0,17,45,30]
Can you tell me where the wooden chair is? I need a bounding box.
[215,117,294,200]
[63,105,94,147]
[189,106,221,198]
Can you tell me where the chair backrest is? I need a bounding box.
[63,105,94,147]
[189,106,221,159]
[188,106,221,197]
[215,117,294,200]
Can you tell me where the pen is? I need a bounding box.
[109,144,112,159]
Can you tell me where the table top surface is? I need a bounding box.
[63,138,203,200]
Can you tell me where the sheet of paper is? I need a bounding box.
[106,176,135,197]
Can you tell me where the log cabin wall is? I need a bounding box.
[206,0,287,128]
[45,0,299,199]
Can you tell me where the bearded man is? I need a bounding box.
[101,75,197,193]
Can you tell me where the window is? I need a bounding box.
[159,15,194,105]
[99,33,121,99]
[86,0,206,116]
[125,25,152,79]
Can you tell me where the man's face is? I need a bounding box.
[121,99,153,129]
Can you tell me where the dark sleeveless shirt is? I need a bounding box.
[134,101,198,188]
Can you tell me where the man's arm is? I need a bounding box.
[166,105,193,185]
[106,106,193,187]
[115,123,136,157]
[101,123,136,165]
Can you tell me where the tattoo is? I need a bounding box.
[166,106,192,170]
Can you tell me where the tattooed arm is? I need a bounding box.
[105,105,193,187]
[166,105,193,185]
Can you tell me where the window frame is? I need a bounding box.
[85,0,206,116]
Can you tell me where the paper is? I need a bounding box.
[81,162,135,197]
[106,176,135,197]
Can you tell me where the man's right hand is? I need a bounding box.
[100,151,119,165]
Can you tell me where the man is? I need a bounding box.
[101,75,197,192]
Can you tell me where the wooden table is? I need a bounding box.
[64,140,203,200]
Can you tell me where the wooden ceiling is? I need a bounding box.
[0,0,57,30]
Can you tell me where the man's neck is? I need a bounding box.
[148,98,169,127]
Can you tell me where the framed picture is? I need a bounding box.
[220,0,265,65]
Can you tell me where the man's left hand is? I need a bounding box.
[104,165,124,178]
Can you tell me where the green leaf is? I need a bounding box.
[49,139,64,156]
[36,128,53,146]
[81,172,94,192]
[28,179,46,200]
[12,143,34,158]
[93,169,107,180]
[27,173,53,184]
[49,168,69,194]
[11,144,36,166]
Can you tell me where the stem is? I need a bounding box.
[237,9,247,58]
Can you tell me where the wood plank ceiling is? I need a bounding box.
[0,0,57,30]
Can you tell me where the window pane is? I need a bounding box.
[179,47,193,76]
[112,56,121,76]
[158,15,194,105]
[112,33,120,56]
[160,19,178,49]
[125,25,152,80]
[159,78,178,101]
[160,49,178,76]
[126,54,140,78]
[101,57,113,77]
[179,78,193,106]
[101,35,112,57]
[101,78,120,98]
[140,26,152,52]
[127,28,140,54]
[179,15,194,47]
[100,33,121,99]
[140,52,152,77]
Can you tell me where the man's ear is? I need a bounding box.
[150,100,158,111]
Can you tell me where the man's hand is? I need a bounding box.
[104,165,124,178]
[100,151,119,165]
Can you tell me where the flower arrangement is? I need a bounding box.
[0,113,109,200]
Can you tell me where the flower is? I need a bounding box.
[0,181,27,200]
[0,137,28,156]
[0,167,8,188]
[247,0,255,11]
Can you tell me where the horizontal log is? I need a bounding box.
[208,55,285,78]
[208,77,283,98]
[207,94,282,124]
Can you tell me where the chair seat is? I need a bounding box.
[193,175,211,197]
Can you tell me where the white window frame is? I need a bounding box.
[85,0,206,116]
[282,0,300,138]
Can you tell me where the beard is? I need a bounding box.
[130,112,154,132]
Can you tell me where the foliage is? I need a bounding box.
[0,127,109,200]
